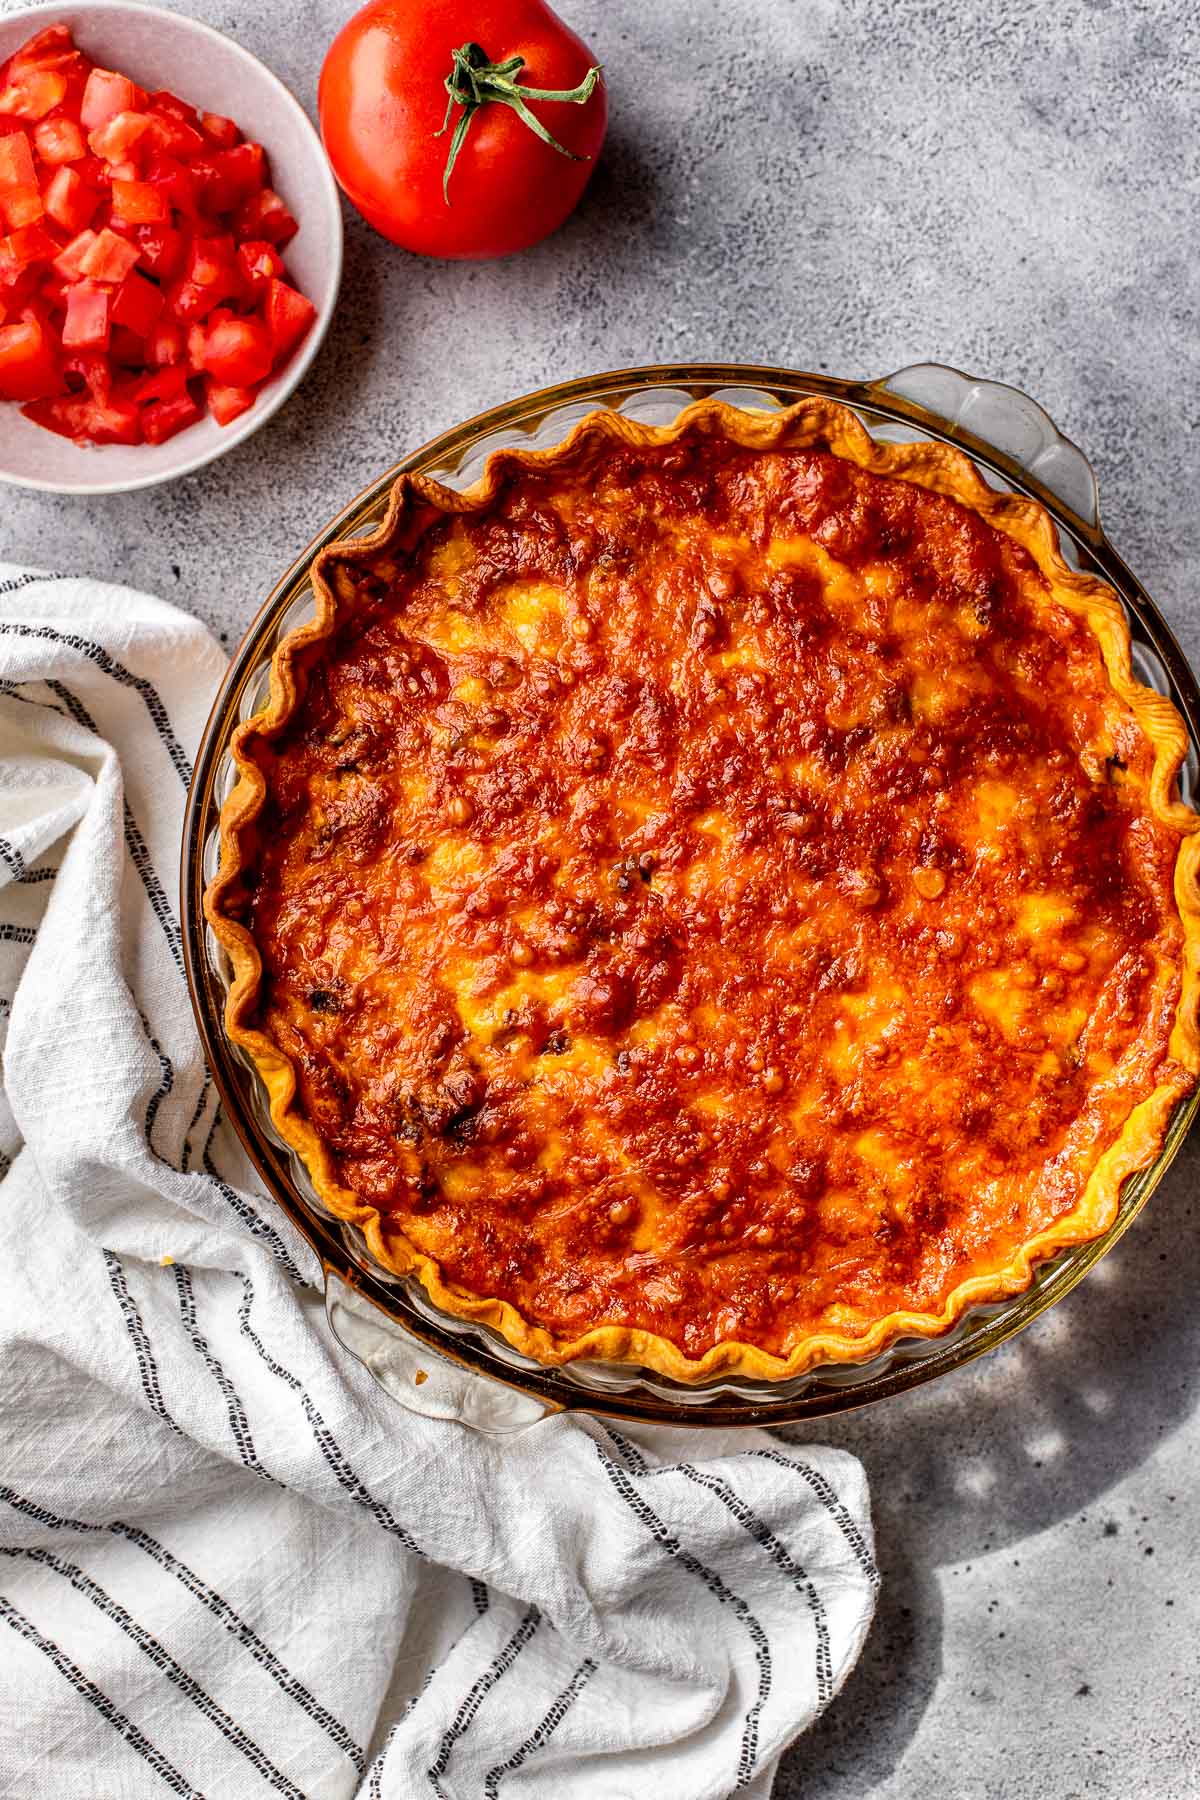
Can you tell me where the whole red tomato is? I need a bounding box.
[318,0,607,259]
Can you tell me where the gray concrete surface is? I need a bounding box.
[4,0,1198,1793]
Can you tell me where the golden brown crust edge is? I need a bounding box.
[204,396,1200,1383]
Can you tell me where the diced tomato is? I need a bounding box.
[186,233,237,290]
[233,186,297,247]
[143,152,196,218]
[43,63,89,112]
[206,377,256,426]
[18,394,77,436]
[142,385,202,443]
[201,313,273,387]
[168,277,218,323]
[1,265,43,309]
[188,154,235,214]
[108,324,147,368]
[111,178,167,224]
[74,153,106,189]
[164,236,239,321]
[200,113,240,148]
[17,288,54,323]
[128,363,186,404]
[0,70,68,120]
[79,69,145,133]
[8,26,77,75]
[87,109,151,163]
[22,390,141,442]
[148,89,199,128]
[145,318,183,366]
[62,279,110,350]
[0,314,61,399]
[33,116,85,165]
[0,222,58,281]
[213,142,264,199]
[52,228,97,279]
[34,277,65,313]
[186,321,209,371]
[110,268,164,335]
[0,268,31,307]
[78,225,140,281]
[0,130,43,227]
[236,238,284,298]
[264,278,317,366]
[127,220,183,279]
[98,393,147,441]
[62,350,111,400]
[140,110,205,160]
[3,30,88,118]
[42,165,98,233]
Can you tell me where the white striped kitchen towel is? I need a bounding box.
[0,565,878,1800]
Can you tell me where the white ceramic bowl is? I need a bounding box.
[0,0,343,494]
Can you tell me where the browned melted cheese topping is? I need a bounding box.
[250,436,1186,1357]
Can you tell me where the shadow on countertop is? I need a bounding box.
[773,1130,1200,1798]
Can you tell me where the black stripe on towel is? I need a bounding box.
[205,1146,309,1285]
[599,1423,649,1472]
[0,573,60,597]
[482,1657,598,1798]
[601,1427,834,1711]
[180,1071,214,1173]
[172,1265,278,1486]
[0,836,55,884]
[0,571,69,597]
[750,1447,880,1588]
[102,1250,184,1438]
[368,1722,400,1800]
[0,678,69,719]
[0,1592,204,1799]
[3,1549,305,1799]
[426,1607,542,1800]
[0,1486,365,1774]
[139,1009,175,1161]
[44,678,184,975]
[677,1464,833,1709]
[0,619,193,787]
[200,1104,309,1285]
[365,1569,498,1793]
[0,680,203,1174]
[594,1437,771,1791]
[234,1272,424,1556]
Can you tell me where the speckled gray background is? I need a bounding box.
[4,0,1199,1794]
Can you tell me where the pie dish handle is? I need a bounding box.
[324,1270,558,1434]
[869,363,1102,532]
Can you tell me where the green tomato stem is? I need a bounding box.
[435,41,603,204]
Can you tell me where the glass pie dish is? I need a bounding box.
[181,361,1200,1430]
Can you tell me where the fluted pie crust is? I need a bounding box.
[206,398,1200,1382]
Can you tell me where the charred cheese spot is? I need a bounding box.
[247,434,1189,1361]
